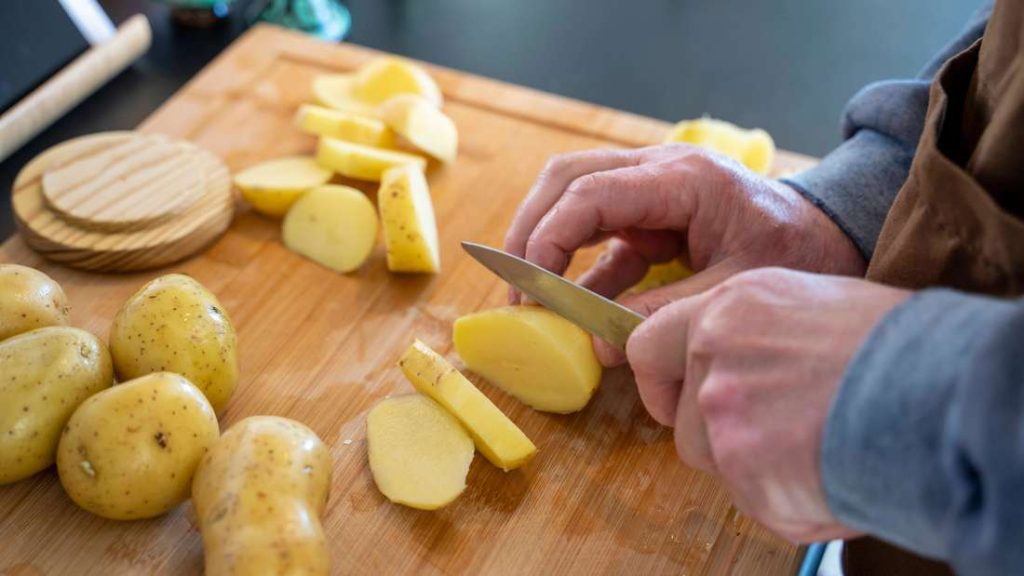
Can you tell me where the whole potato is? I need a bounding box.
[56,372,219,520]
[0,264,70,341]
[109,274,238,414]
[193,416,331,576]
[0,327,112,484]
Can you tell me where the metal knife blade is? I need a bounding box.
[461,241,644,350]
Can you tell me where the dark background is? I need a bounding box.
[0,0,980,241]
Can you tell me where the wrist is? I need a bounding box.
[775,180,868,277]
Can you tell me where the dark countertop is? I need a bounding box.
[0,0,979,242]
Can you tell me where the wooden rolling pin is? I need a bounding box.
[0,14,152,163]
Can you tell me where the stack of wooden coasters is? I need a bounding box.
[11,131,234,272]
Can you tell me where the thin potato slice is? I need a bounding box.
[367,394,473,510]
[453,306,603,414]
[399,340,536,471]
[316,137,425,182]
[379,95,458,163]
[378,165,440,274]
[282,185,378,273]
[234,156,333,217]
[294,105,395,148]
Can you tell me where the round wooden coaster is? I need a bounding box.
[41,132,205,232]
[12,131,235,272]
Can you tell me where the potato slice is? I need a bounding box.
[663,117,775,174]
[234,156,333,217]
[352,57,442,107]
[311,74,378,117]
[379,95,458,163]
[454,306,602,414]
[367,394,473,510]
[282,185,378,273]
[399,340,536,471]
[295,104,395,148]
[316,137,426,182]
[628,259,693,293]
[378,166,439,274]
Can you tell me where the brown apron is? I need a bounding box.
[845,0,1024,573]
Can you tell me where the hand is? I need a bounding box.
[627,267,910,542]
[503,145,866,364]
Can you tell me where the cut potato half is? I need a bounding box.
[399,340,536,471]
[316,137,426,182]
[663,117,775,175]
[454,306,603,414]
[378,166,439,274]
[367,394,473,510]
[295,104,395,148]
[234,156,333,217]
[379,95,458,163]
[352,58,442,107]
[282,185,378,273]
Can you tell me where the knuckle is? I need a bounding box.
[565,172,603,199]
[696,374,744,419]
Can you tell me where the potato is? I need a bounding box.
[316,136,426,182]
[109,274,239,414]
[0,264,70,341]
[453,306,603,414]
[56,372,219,520]
[399,340,536,471]
[352,57,442,107]
[0,327,112,485]
[663,117,775,174]
[628,259,693,293]
[282,185,378,273]
[367,394,473,510]
[193,416,331,576]
[311,74,377,117]
[379,94,458,163]
[378,165,440,274]
[295,104,395,148]
[234,156,333,217]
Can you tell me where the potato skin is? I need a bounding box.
[56,372,219,520]
[0,264,70,341]
[109,274,238,414]
[193,416,331,576]
[0,327,112,484]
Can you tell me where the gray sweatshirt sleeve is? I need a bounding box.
[823,291,1024,575]
[782,5,991,259]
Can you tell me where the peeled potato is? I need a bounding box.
[664,117,775,174]
[352,57,442,107]
[367,394,473,510]
[282,185,378,273]
[379,95,458,163]
[234,156,333,217]
[316,137,425,182]
[295,104,395,148]
[454,306,603,414]
[378,165,440,274]
[628,259,693,293]
[312,74,378,117]
[399,340,536,471]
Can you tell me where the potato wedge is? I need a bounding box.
[367,394,473,510]
[295,104,395,148]
[352,57,442,107]
[316,137,426,182]
[378,165,440,274]
[454,306,602,414]
[282,184,378,273]
[663,117,775,174]
[379,95,458,163]
[399,340,536,471]
[234,156,333,217]
[0,264,70,341]
[312,74,378,117]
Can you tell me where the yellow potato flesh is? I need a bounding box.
[399,340,536,470]
[664,117,776,174]
[56,372,219,520]
[233,156,333,217]
[0,327,112,485]
[628,259,693,293]
[352,57,443,107]
[453,306,603,414]
[282,184,378,273]
[0,264,70,341]
[367,394,473,510]
[311,74,378,117]
[295,104,395,148]
[379,94,458,163]
[378,165,440,274]
[109,274,239,414]
[316,136,426,182]
[192,416,331,576]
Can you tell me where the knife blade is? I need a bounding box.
[461,241,645,350]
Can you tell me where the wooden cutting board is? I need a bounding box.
[0,24,815,575]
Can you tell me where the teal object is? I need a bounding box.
[252,0,351,42]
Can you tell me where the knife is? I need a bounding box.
[461,242,645,350]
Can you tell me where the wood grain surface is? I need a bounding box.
[0,25,815,575]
